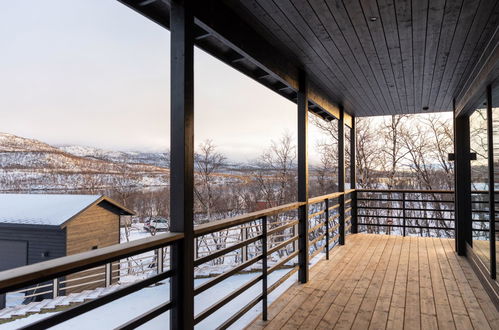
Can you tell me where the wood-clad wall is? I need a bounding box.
[65,204,120,293]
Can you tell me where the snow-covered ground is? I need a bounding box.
[1,223,326,329]
[0,268,296,329]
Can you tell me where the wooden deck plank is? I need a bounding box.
[426,237,456,329]
[246,234,499,330]
[293,234,377,329]
[418,237,438,328]
[351,235,398,329]
[332,236,391,328]
[368,236,403,330]
[316,236,388,329]
[404,236,421,329]
[441,238,498,329]
[255,234,372,329]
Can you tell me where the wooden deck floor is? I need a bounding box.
[247,234,499,330]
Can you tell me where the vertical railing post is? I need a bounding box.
[297,71,309,283]
[454,100,472,256]
[486,85,496,279]
[261,216,268,320]
[350,117,358,234]
[170,1,195,328]
[105,263,112,287]
[157,248,164,274]
[402,192,406,237]
[52,279,59,299]
[241,225,248,262]
[338,107,345,245]
[325,198,330,260]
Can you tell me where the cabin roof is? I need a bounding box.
[0,194,134,227]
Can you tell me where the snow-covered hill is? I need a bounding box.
[0,132,169,191]
[58,145,169,168]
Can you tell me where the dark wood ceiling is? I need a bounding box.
[119,0,499,118]
[221,0,499,116]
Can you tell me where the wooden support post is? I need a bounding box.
[454,100,472,256]
[170,1,195,328]
[350,117,358,234]
[338,107,345,245]
[486,85,496,279]
[261,216,268,320]
[454,109,471,253]
[297,71,309,283]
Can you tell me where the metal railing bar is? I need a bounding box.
[194,255,263,295]
[267,220,299,236]
[310,243,327,260]
[194,235,262,267]
[357,223,454,230]
[357,198,455,203]
[268,266,299,294]
[10,282,54,294]
[308,209,326,219]
[23,289,54,299]
[115,301,173,330]
[329,223,340,233]
[328,204,341,211]
[268,251,299,274]
[19,269,174,330]
[308,221,325,233]
[60,278,105,291]
[267,236,298,255]
[309,232,327,247]
[59,272,106,284]
[217,294,263,330]
[194,274,263,324]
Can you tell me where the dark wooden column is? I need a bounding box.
[170,0,195,328]
[297,72,309,283]
[350,117,358,234]
[338,107,345,245]
[486,85,496,279]
[454,101,472,256]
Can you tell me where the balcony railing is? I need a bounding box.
[0,188,453,329]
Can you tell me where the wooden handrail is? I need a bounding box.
[0,232,183,293]
[193,201,305,237]
[357,188,454,194]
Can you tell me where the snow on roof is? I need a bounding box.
[0,194,103,226]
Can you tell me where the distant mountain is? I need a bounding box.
[0,132,169,191]
[58,145,169,168]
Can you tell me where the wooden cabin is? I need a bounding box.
[0,194,134,302]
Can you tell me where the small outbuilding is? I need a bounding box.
[0,194,134,305]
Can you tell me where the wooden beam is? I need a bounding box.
[170,0,195,328]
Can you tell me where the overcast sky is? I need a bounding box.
[0,0,335,163]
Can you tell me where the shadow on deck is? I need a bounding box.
[247,234,499,329]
